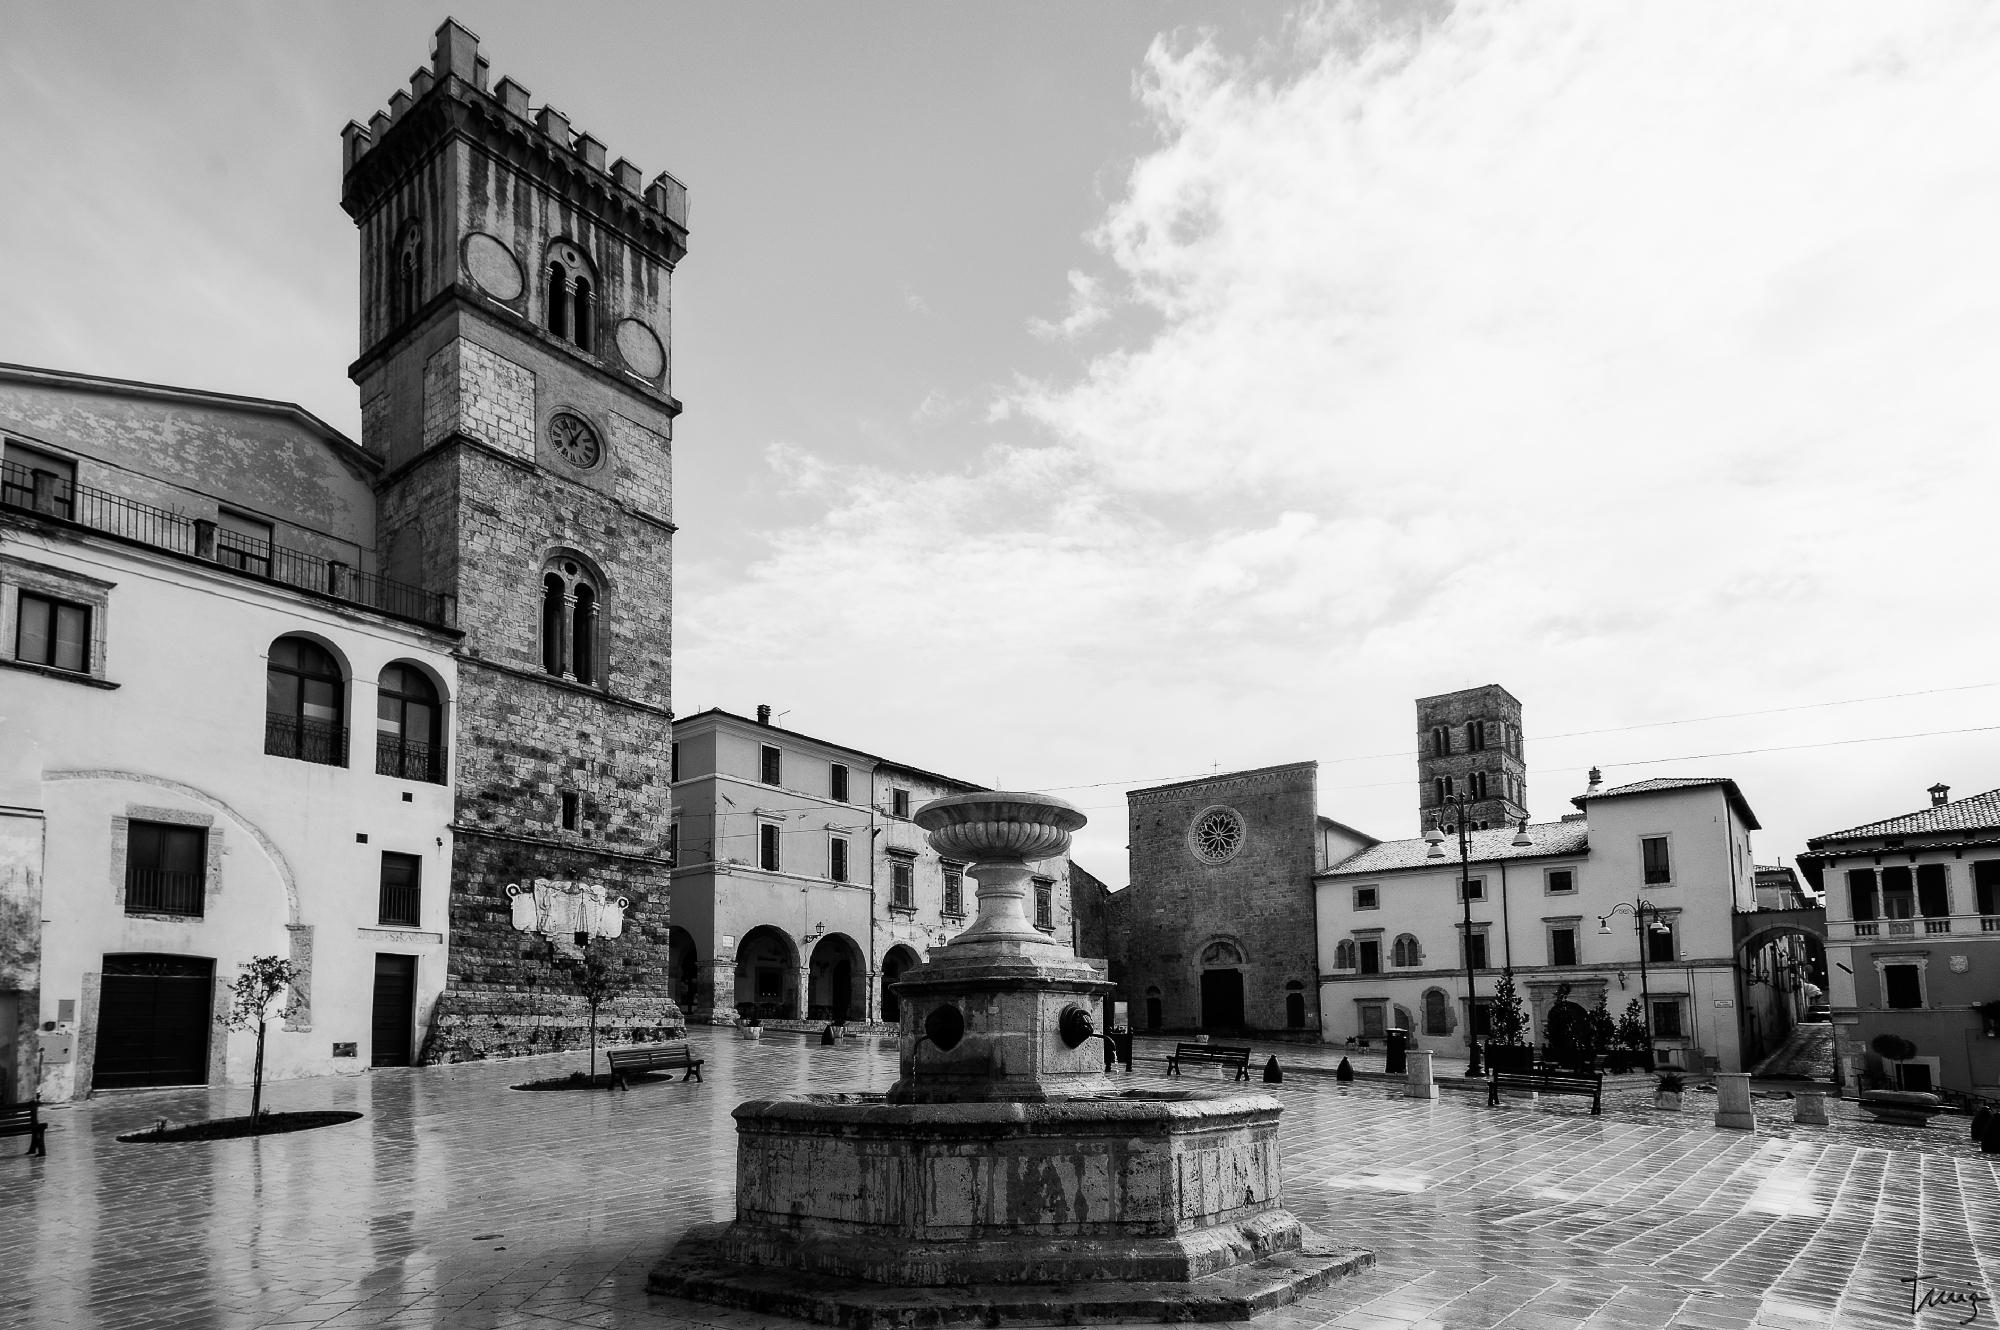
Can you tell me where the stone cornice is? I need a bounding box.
[1128,761,1316,806]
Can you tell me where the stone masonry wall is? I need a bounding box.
[1121,763,1322,1034]
[1415,685,1526,831]
[423,338,536,459]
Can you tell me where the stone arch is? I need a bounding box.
[667,925,699,1015]
[45,770,300,926]
[880,944,922,1024]
[807,932,866,1023]
[734,925,798,1021]
[538,548,611,686]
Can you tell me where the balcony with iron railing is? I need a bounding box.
[126,868,205,916]
[2,460,452,628]
[265,713,348,767]
[378,879,422,929]
[375,735,447,785]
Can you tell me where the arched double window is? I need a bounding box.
[544,240,595,353]
[1392,934,1423,967]
[376,663,445,783]
[1333,939,1357,969]
[266,636,346,766]
[540,557,604,686]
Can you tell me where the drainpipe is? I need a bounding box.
[1499,861,1514,971]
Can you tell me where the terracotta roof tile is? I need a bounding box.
[1808,787,2000,846]
[1319,819,1589,876]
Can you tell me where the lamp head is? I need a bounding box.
[1511,818,1532,848]
[1597,919,1613,937]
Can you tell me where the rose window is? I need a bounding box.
[1188,806,1245,864]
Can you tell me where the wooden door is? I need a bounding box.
[371,954,417,1067]
[96,955,213,1089]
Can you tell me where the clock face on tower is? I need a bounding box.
[548,411,602,470]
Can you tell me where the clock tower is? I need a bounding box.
[342,19,686,1057]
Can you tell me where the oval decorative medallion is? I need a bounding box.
[548,411,602,469]
[1188,805,1246,865]
[463,232,524,301]
[615,318,666,379]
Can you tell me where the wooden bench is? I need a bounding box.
[1,1100,47,1156]
[605,1043,704,1090]
[1488,1067,1603,1115]
[1164,1043,1251,1081]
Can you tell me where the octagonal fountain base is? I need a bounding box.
[648,1088,1370,1326]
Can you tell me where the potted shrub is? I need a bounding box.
[1654,1072,1685,1111]
[1484,972,1534,1073]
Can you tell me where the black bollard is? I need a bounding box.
[1983,1112,2000,1155]
[1335,1057,1354,1082]
[821,1025,836,1046]
[1972,1107,1990,1142]
[1263,1056,1282,1084]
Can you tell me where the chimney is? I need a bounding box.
[1585,766,1603,797]
[756,704,772,726]
[1929,782,1950,808]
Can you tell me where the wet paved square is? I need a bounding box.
[3,1030,1994,1330]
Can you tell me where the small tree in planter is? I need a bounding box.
[1618,999,1652,1071]
[1587,992,1619,1070]
[567,935,638,1084]
[1485,972,1532,1071]
[225,955,304,1128]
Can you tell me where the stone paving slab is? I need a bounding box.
[1,1030,1995,1330]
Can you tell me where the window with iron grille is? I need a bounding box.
[891,857,914,908]
[1034,878,1053,930]
[126,821,206,916]
[1651,999,1684,1037]
[943,864,965,917]
[215,510,274,577]
[266,635,346,766]
[16,590,90,673]
[378,852,421,927]
[376,662,444,783]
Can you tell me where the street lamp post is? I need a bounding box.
[1425,792,1530,1078]
[1599,900,1668,1071]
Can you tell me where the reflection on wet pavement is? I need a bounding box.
[2,1029,1992,1329]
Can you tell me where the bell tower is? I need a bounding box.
[1416,685,1527,832]
[341,19,688,1057]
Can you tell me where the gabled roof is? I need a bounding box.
[1317,818,1589,877]
[673,707,984,795]
[1807,787,2000,847]
[1316,814,1380,848]
[1582,776,1761,830]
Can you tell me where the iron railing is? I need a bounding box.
[127,868,205,916]
[265,713,347,767]
[378,878,422,928]
[3,461,450,627]
[375,735,447,784]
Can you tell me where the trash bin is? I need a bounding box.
[1109,1028,1133,1070]
[1385,1027,1409,1076]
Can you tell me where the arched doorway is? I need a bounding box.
[1198,939,1246,1032]
[808,933,866,1022]
[734,926,798,1020]
[1734,920,1829,1068]
[1285,980,1307,1030]
[880,945,922,1024]
[667,927,699,1017]
[1145,985,1163,1032]
[1544,999,1590,1068]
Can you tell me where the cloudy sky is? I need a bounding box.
[6,2,1998,885]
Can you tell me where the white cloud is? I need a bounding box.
[682,2,2000,880]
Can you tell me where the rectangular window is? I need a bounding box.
[378,852,421,927]
[943,864,965,917]
[1546,868,1575,895]
[16,591,90,673]
[1358,938,1381,974]
[759,822,782,872]
[1550,927,1578,967]
[1974,860,2000,916]
[2,441,76,519]
[1651,1000,1683,1038]
[215,510,274,577]
[1883,964,1923,1009]
[1034,878,1053,930]
[1354,885,1378,910]
[561,791,580,831]
[1461,876,1484,902]
[891,857,914,908]
[891,788,911,819]
[126,820,206,916]
[1646,920,1676,964]
[1880,866,1915,919]
[760,744,782,787]
[828,834,849,883]
[670,742,680,783]
[1848,868,1878,921]
[1464,932,1488,970]
[830,763,849,802]
[1916,863,1950,918]
[1641,837,1671,885]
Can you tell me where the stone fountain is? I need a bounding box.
[651,792,1368,1326]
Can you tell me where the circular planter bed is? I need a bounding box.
[119,1111,361,1143]
[511,1070,669,1091]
